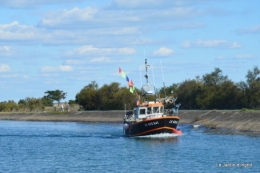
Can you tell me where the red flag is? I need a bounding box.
[128,81,132,87]
[130,80,134,86]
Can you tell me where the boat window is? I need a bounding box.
[147,107,152,114]
[134,109,137,116]
[153,107,159,113]
[139,109,146,115]
[160,106,163,113]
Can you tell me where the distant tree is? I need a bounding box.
[238,66,260,108]
[177,79,202,109]
[44,90,67,106]
[83,81,99,90]
[99,82,121,110]
[202,67,228,86]
[24,97,44,112]
[0,100,17,112]
[76,86,99,110]
[68,100,76,105]
[18,99,26,105]
[41,96,53,107]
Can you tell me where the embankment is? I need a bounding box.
[179,110,260,132]
[0,110,260,132]
[0,111,124,123]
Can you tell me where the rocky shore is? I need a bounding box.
[0,110,260,132]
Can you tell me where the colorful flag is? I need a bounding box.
[118,67,135,94]
[136,99,140,106]
[130,80,134,86]
[121,71,126,78]
[130,87,134,93]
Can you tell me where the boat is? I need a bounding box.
[122,59,182,137]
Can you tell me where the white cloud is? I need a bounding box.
[181,39,242,49]
[64,45,136,57]
[0,64,12,72]
[59,65,73,72]
[236,54,254,59]
[0,46,12,56]
[181,41,191,48]
[41,66,57,72]
[111,0,208,9]
[90,57,114,63]
[38,7,97,27]
[237,24,260,34]
[153,47,174,56]
[38,5,204,30]
[41,65,73,72]
[163,22,205,30]
[0,0,83,8]
[0,21,45,43]
[216,56,224,59]
[64,60,81,65]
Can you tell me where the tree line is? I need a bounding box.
[1,66,259,112]
[76,66,260,110]
[0,90,73,112]
[161,66,260,110]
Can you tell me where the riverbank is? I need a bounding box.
[0,110,260,132]
[179,110,260,132]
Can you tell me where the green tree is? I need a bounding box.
[0,100,17,112]
[202,67,228,86]
[177,79,202,109]
[197,68,230,109]
[238,66,260,108]
[44,90,67,106]
[99,82,121,110]
[41,96,53,106]
[76,81,100,110]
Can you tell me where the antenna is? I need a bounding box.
[160,60,166,98]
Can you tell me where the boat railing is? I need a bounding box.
[165,103,181,116]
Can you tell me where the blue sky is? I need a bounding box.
[0,0,259,102]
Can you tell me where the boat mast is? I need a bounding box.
[160,60,166,98]
[145,59,149,84]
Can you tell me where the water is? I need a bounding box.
[0,121,259,173]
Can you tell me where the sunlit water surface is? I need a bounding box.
[0,121,259,173]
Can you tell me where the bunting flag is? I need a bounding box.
[129,87,134,93]
[121,71,126,78]
[119,67,135,94]
[136,99,140,106]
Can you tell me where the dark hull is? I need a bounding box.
[124,116,180,137]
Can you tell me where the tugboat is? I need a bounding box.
[123,59,182,137]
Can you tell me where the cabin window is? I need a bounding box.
[139,109,146,115]
[160,106,163,113]
[147,107,152,114]
[153,107,159,113]
[134,109,137,116]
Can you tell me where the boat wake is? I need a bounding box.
[135,133,182,139]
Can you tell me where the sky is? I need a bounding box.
[0,0,259,102]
